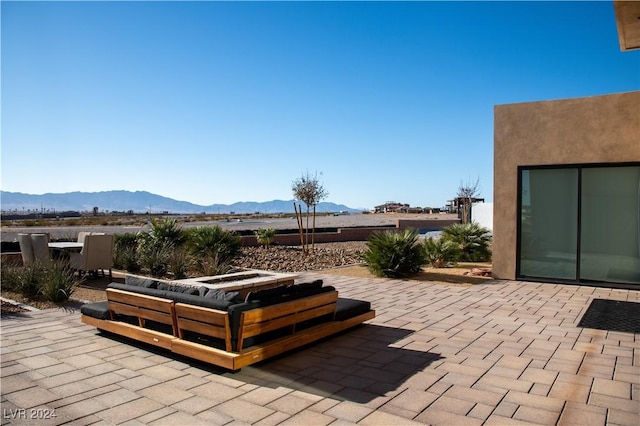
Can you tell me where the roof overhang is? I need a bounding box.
[614,1,640,51]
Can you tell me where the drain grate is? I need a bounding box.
[578,299,640,334]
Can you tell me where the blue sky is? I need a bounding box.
[2,1,638,210]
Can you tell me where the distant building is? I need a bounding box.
[373,202,431,214]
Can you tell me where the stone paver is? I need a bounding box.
[1,274,639,425]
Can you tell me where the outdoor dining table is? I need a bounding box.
[48,242,83,260]
[48,242,84,251]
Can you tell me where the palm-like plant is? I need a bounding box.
[148,218,186,247]
[441,223,492,262]
[186,226,242,273]
[362,229,426,278]
[423,237,460,268]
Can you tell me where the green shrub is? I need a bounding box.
[166,247,193,279]
[362,229,426,278]
[1,262,43,296]
[148,217,186,247]
[423,237,460,268]
[137,239,173,277]
[254,228,276,248]
[0,260,80,303]
[114,233,140,272]
[186,226,242,268]
[441,223,492,262]
[199,252,236,276]
[39,260,82,303]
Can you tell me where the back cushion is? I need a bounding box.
[108,283,167,298]
[204,289,243,303]
[172,292,237,311]
[157,282,200,295]
[125,275,159,289]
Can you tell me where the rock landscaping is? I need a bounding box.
[234,242,367,272]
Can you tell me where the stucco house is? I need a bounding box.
[492,1,639,289]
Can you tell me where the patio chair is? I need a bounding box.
[77,231,91,244]
[30,233,51,265]
[18,233,51,266]
[17,233,35,266]
[70,234,114,279]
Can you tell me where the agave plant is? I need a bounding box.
[441,223,492,262]
[362,229,426,278]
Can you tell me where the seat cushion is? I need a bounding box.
[334,298,372,321]
[80,301,110,320]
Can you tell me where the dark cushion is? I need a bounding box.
[334,298,372,321]
[292,279,323,293]
[245,285,289,302]
[245,280,328,305]
[80,301,110,320]
[157,282,200,295]
[107,282,241,311]
[170,291,237,311]
[204,288,243,303]
[108,283,168,298]
[125,275,159,289]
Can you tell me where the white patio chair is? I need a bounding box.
[17,233,35,266]
[30,233,51,265]
[70,234,114,279]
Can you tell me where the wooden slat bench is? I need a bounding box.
[81,280,375,371]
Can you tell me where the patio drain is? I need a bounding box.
[578,299,640,334]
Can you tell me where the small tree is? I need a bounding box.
[457,177,481,224]
[292,171,328,254]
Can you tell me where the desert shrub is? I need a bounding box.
[148,217,186,247]
[1,260,80,302]
[441,223,492,262]
[39,260,82,302]
[423,237,460,268]
[362,229,426,278]
[186,226,242,271]
[166,247,194,279]
[137,239,173,277]
[254,228,276,248]
[199,252,236,276]
[1,262,43,296]
[113,233,140,272]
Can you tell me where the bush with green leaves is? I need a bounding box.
[137,238,173,277]
[186,226,242,274]
[39,260,82,302]
[147,217,186,247]
[362,229,426,278]
[1,259,81,303]
[441,223,492,262]
[254,228,276,248]
[423,237,460,268]
[113,232,141,272]
[166,247,194,279]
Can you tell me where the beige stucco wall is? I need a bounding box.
[493,91,640,280]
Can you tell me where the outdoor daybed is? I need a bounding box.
[80,275,375,371]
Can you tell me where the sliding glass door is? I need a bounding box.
[518,164,640,286]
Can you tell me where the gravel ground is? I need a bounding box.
[234,241,368,272]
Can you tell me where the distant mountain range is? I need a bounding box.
[0,190,362,214]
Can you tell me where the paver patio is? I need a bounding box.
[1,273,639,425]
